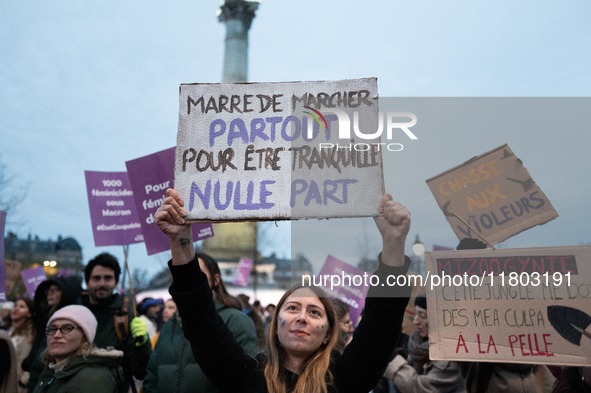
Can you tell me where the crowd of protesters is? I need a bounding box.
[1,189,590,393]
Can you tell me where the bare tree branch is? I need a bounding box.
[0,154,29,219]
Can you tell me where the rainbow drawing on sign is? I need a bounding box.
[303,106,328,130]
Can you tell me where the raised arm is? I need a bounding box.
[155,188,194,265]
[374,193,411,267]
[155,189,260,392]
[335,193,412,392]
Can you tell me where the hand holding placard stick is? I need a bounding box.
[122,245,137,318]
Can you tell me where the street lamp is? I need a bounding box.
[412,235,425,257]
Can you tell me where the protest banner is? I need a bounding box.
[426,144,558,245]
[0,210,6,301]
[175,78,385,223]
[233,257,253,286]
[433,245,454,251]
[20,266,47,298]
[3,259,21,299]
[85,171,144,247]
[309,255,371,326]
[125,147,214,255]
[425,245,591,366]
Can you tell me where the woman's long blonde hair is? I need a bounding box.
[264,285,339,393]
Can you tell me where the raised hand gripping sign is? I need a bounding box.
[175,78,385,223]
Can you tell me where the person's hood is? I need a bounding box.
[34,276,83,309]
[51,347,124,384]
[33,276,83,323]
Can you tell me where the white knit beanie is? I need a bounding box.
[46,305,97,344]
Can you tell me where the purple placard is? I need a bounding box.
[0,210,7,301]
[56,269,70,278]
[85,171,144,247]
[233,258,253,286]
[125,147,214,255]
[20,267,47,298]
[433,245,454,251]
[317,255,370,327]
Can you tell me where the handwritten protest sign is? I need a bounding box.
[310,255,370,326]
[0,210,6,301]
[85,171,143,247]
[20,267,47,298]
[425,246,591,366]
[426,144,558,245]
[3,260,21,300]
[175,78,384,223]
[125,148,214,255]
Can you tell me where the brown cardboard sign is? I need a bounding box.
[3,259,22,297]
[425,245,591,366]
[426,144,558,245]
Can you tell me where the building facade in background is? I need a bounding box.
[4,232,84,276]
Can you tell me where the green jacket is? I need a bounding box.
[143,301,259,393]
[79,293,151,392]
[32,348,124,393]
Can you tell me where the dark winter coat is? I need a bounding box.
[24,276,83,391]
[79,293,151,393]
[169,253,412,393]
[143,301,258,393]
[32,347,124,393]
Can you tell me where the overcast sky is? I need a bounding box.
[1,1,590,280]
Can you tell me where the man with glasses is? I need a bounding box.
[382,295,467,393]
[79,252,151,393]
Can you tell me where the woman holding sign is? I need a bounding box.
[155,189,412,393]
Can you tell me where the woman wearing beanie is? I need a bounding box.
[32,305,124,393]
[24,276,83,391]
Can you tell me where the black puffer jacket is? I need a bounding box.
[22,276,83,391]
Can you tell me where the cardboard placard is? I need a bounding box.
[125,147,214,255]
[85,171,144,247]
[426,144,558,245]
[425,246,591,366]
[2,259,21,299]
[175,78,384,223]
[314,255,370,326]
